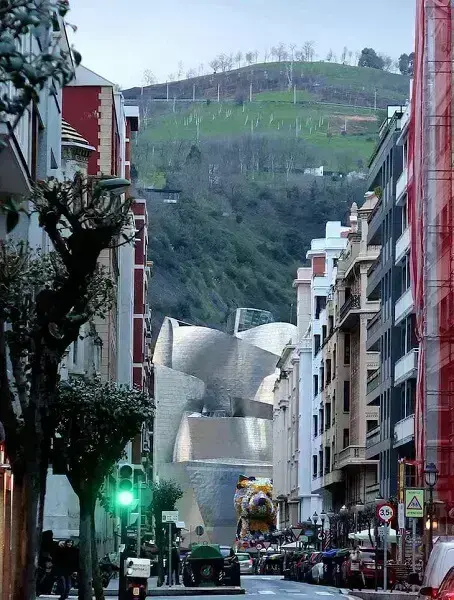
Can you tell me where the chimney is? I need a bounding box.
[293,267,312,340]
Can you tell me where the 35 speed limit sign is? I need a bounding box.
[376,503,394,523]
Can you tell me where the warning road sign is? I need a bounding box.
[404,488,424,518]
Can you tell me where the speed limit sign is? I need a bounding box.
[376,503,394,523]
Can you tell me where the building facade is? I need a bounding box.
[365,106,417,498]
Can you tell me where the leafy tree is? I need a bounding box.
[147,480,183,586]
[0,0,81,228]
[54,376,153,600]
[0,176,132,600]
[358,48,385,70]
[398,52,415,76]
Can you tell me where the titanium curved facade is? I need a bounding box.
[153,317,296,545]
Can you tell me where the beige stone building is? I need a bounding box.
[316,198,382,510]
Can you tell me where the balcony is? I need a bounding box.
[367,351,380,371]
[367,256,383,299]
[394,414,415,447]
[395,227,410,265]
[367,311,382,351]
[324,469,343,487]
[394,349,418,386]
[366,426,381,449]
[396,167,408,206]
[335,445,378,469]
[395,288,414,325]
[367,199,383,244]
[365,482,380,504]
[339,294,361,325]
[366,368,381,404]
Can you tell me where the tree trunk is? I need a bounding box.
[78,496,93,600]
[91,511,104,600]
[13,467,40,600]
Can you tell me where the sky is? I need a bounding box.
[67,0,416,89]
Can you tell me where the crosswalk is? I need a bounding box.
[252,591,335,596]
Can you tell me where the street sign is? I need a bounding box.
[263,541,271,550]
[256,543,263,550]
[377,503,394,523]
[404,488,424,518]
[162,510,179,523]
[195,525,204,536]
[291,527,303,540]
[317,531,325,541]
[304,529,314,537]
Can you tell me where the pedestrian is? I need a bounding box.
[347,548,364,591]
[54,540,77,600]
[37,530,56,596]
[167,545,180,585]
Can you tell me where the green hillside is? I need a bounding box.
[126,62,408,333]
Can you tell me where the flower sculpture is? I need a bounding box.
[234,475,276,543]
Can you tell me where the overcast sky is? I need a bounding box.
[67,0,416,89]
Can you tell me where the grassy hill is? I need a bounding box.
[125,62,409,334]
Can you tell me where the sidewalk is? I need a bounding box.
[103,576,244,596]
[339,589,418,600]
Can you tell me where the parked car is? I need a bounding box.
[420,541,454,599]
[358,547,392,588]
[237,553,254,575]
[433,566,454,600]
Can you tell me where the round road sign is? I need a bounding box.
[377,503,394,523]
[256,543,263,550]
[195,525,204,536]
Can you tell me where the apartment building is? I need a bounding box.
[306,223,349,511]
[365,105,417,499]
[311,202,381,510]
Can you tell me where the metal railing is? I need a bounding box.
[366,369,380,395]
[339,294,361,322]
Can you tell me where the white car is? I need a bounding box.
[420,540,454,599]
[237,553,254,575]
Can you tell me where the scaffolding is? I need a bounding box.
[409,0,454,507]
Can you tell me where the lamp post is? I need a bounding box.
[424,463,439,557]
[355,500,365,534]
[339,505,348,547]
[320,510,327,549]
[374,495,384,592]
[313,512,319,549]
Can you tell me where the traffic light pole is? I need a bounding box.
[118,507,128,600]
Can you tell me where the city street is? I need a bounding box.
[239,576,347,600]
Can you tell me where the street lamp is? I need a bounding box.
[320,510,327,550]
[355,500,365,534]
[339,505,348,546]
[424,462,439,556]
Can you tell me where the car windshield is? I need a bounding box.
[439,567,454,594]
[219,547,232,558]
[237,554,250,561]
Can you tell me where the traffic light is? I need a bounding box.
[117,463,134,506]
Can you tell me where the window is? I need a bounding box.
[320,366,325,391]
[344,334,351,365]
[73,338,79,366]
[313,415,318,438]
[343,380,350,412]
[313,455,318,478]
[313,374,319,397]
[328,315,334,334]
[325,446,331,474]
[332,391,336,425]
[319,409,324,435]
[326,359,332,384]
[333,344,337,379]
[322,325,327,343]
[367,420,378,432]
[319,450,323,477]
[314,334,321,355]
[315,296,326,319]
[325,403,331,429]
[343,428,350,449]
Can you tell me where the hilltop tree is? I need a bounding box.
[380,53,394,72]
[54,376,153,600]
[143,69,156,86]
[358,48,385,70]
[398,52,415,76]
[235,51,243,69]
[326,49,334,62]
[0,176,133,600]
[341,46,349,64]
[271,43,288,62]
[302,41,315,62]
[209,58,220,74]
[245,51,254,66]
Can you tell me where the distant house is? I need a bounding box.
[140,187,181,204]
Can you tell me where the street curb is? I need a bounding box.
[42,588,246,598]
[339,590,418,600]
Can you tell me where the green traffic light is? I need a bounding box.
[118,490,134,506]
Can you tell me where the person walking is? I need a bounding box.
[347,548,364,591]
[54,540,78,600]
[169,545,180,585]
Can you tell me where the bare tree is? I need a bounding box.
[274,42,287,62]
[295,49,305,62]
[341,46,348,64]
[177,60,184,79]
[186,68,197,79]
[326,49,334,62]
[303,41,315,62]
[143,69,156,86]
[167,72,175,82]
[245,51,254,65]
[198,63,205,76]
[289,43,297,62]
[348,50,353,65]
[264,48,270,62]
[253,49,259,63]
[235,51,243,69]
[379,53,394,71]
[209,58,221,73]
